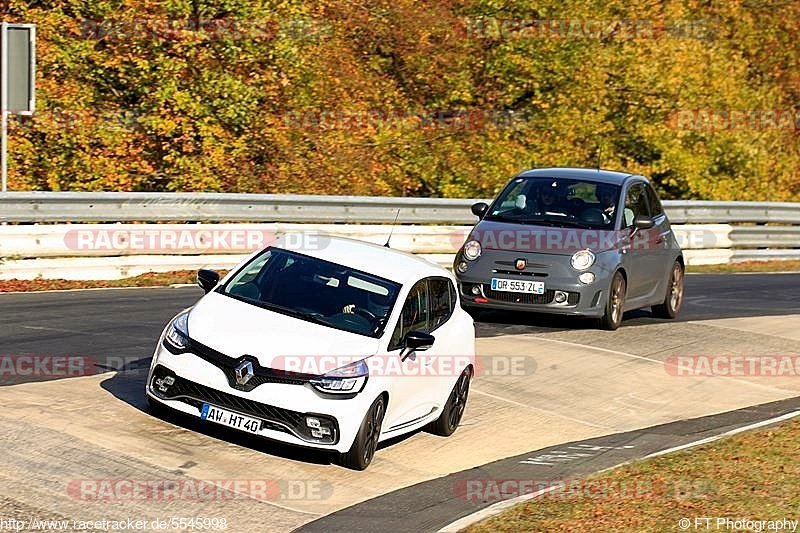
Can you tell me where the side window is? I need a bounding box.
[389,281,429,349]
[227,251,272,297]
[429,278,453,331]
[494,180,528,213]
[623,183,649,227]
[644,184,664,218]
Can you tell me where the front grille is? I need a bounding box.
[188,338,315,392]
[150,366,338,444]
[494,260,549,269]
[484,286,580,306]
[492,269,548,278]
[486,287,554,304]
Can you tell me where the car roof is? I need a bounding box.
[272,234,448,286]
[516,167,637,185]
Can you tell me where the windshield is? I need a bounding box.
[486,177,622,229]
[220,248,401,338]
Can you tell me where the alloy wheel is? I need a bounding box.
[448,369,471,430]
[610,276,625,325]
[362,400,384,464]
[669,264,684,312]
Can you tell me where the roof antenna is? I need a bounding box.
[596,146,602,171]
[384,209,400,248]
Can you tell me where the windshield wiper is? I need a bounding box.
[260,302,331,326]
[520,218,593,229]
[518,218,560,227]
[484,214,527,224]
[549,220,594,229]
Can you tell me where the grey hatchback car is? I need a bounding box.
[454,168,684,330]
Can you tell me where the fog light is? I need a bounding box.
[554,291,568,304]
[154,375,175,393]
[471,285,481,295]
[456,261,468,274]
[306,416,335,442]
[579,272,596,284]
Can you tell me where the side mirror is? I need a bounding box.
[197,269,220,293]
[471,202,489,219]
[403,330,435,356]
[633,215,655,230]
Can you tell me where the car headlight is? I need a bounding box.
[463,240,482,261]
[570,249,595,270]
[163,311,190,353]
[310,359,368,394]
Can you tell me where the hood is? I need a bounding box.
[470,219,624,255]
[186,292,380,371]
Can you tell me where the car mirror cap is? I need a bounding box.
[471,202,489,219]
[197,269,221,293]
[633,215,655,230]
[404,330,435,352]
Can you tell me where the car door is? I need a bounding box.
[382,277,461,430]
[619,182,660,303]
[383,279,436,429]
[643,182,675,300]
[425,277,463,409]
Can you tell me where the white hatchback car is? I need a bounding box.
[146,236,475,469]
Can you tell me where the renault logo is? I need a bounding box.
[515,258,526,270]
[235,360,255,386]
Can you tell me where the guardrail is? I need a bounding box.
[2,192,800,225]
[0,192,482,224]
[1,193,799,280]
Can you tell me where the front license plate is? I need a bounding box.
[201,403,262,434]
[490,278,545,294]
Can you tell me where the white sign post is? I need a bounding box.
[1,22,36,192]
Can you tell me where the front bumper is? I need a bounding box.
[146,343,377,453]
[455,250,613,317]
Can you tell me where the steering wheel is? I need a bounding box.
[328,312,373,334]
[353,308,378,322]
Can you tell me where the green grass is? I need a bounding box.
[468,418,800,533]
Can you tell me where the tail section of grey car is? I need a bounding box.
[454,168,684,330]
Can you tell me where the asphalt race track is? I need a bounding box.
[1,273,799,531]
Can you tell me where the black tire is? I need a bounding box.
[599,271,626,330]
[339,395,386,471]
[652,261,684,319]
[463,306,483,321]
[428,367,472,437]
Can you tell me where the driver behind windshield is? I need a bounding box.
[535,183,567,215]
[342,290,391,318]
[595,183,618,222]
